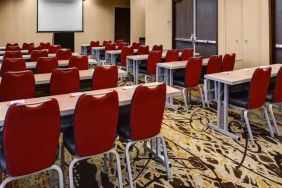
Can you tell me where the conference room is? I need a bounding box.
[0,0,281,187]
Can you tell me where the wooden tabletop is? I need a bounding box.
[205,64,282,85]
[127,51,183,61]
[0,58,97,69]
[92,46,106,50]
[0,53,80,61]
[0,83,181,126]
[0,68,127,85]
[157,58,209,69]
[106,49,139,55]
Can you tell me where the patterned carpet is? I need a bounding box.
[5,80,282,188]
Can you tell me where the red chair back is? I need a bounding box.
[137,46,149,55]
[30,50,48,62]
[40,42,51,50]
[3,51,22,59]
[90,41,100,48]
[132,42,141,49]
[56,49,72,60]
[272,66,282,103]
[102,40,112,46]
[50,68,80,95]
[6,43,19,48]
[69,55,88,70]
[28,46,43,54]
[6,46,21,51]
[181,48,194,61]
[22,43,34,51]
[206,55,222,74]
[165,50,179,62]
[152,45,163,52]
[130,84,166,140]
[115,40,124,46]
[73,91,119,156]
[121,46,134,66]
[0,71,35,102]
[117,42,127,50]
[222,53,236,72]
[147,51,162,75]
[92,65,118,90]
[3,99,60,176]
[185,57,203,88]
[48,45,62,54]
[248,67,272,109]
[105,43,116,51]
[36,57,59,74]
[1,58,26,76]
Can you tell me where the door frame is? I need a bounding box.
[114,7,131,44]
[172,0,218,54]
[270,0,275,64]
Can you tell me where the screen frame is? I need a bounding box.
[36,0,84,33]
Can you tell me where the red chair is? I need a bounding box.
[64,91,122,188]
[229,67,273,145]
[68,55,89,70]
[102,40,112,46]
[40,42,51,50]
[267,66,282,137]
[131,42,141,49]
[92,65,118,90]
[0,99,63,187]
[30,50,48,62]
[137,46,149,55]
[6,43,19,48]
[0,58,26,76]
[36,57,59,74]
[48,45,62,54]
[181,48,194,61]
[152,45,163,52]
[56,49,72,60]
[117,42,127,50]
[105,43,116,51]
[206,55,223,74]
[3,51,22,59]
[88,41,100,55]
[115,39,124,46]
[222,53,236,72]
[165,49,179,62]
[28,46,43,54]
[116,46,134,67]
[6,46,21,51]
[22,43,34,51]
[139,51,162,83]
[0,70,35,102]
[173,57,205,109]
[117,84,170,187]
[50,68,80,95]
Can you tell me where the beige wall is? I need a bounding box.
[130,0,145,43]
[145,0,172,49]
[0,0,130,53]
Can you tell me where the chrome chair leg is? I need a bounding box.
[198,86,206,108]
[244,110,255,146]
[268,104,280,136]
[262,106,274,137]
[182,88,188,111]
[125,142,134,188]
[159,136,171,179]
[109,149,123,188]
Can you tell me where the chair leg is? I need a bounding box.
[269,104,280,136]
[198,86,206,108]
[109,149,123,188]
[60,142,65,178]
[69,158,80,188]
[145,75,149,83]
[262,106,274,137]
[243,110,255,146]
[182,88,188,111]
[50,165,64,188]
[159,136,171,180]
[0,176,18,188]
[125,142,134,188]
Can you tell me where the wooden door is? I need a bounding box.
[115,8,130,43]
[242,0,261,68]
[225,0,243,69]
[274,0,282,63]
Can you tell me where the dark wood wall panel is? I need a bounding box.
[274,0,282,63]
[175,0,193,38]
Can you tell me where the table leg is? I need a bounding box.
[135,60,139,85]
[208,81,239,140]
[111,54,115,65]
[97,50,100,65]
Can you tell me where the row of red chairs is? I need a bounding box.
[0,66,118,102]
[1,55,88,76]
[0,83,169,188]
[3,48,72,61]
[5,42,59,52]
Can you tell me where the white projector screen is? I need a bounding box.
[37,0,83,32]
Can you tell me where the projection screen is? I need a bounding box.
[37,0,83,32]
